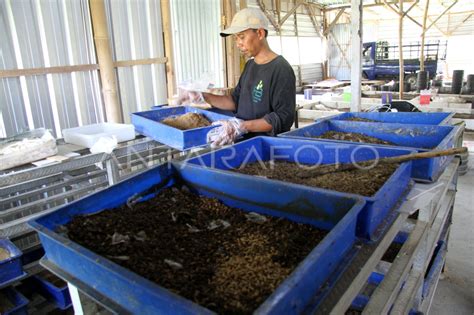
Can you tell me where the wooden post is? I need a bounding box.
[420,0,429,71]
[350,0,362,112]
[398,0,404,99]
[322,10,329,79]
[161,0,176,99]
[90,0,122,123]
[223,0,239,87]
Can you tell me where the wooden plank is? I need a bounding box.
[420,0,430,71]
[363,220,429,314]
[0,64,99,79]
[160,0,176,99]
[113,57,168,68]
[318,212,408,315]
[323,8,345,36]
[279,1,302,27]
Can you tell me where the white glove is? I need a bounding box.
[207,118,247,148]
[174,88,205,105]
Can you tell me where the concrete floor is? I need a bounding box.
[431,151,474,314]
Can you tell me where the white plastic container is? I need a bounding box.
[62,123,135,148]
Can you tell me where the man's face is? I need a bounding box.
[233,29,264,57]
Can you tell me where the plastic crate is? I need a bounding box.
[180,136,413,240]
[29,163,365,314]
[279,120,459,182]
[0,239,23,286]
[131,106,233,151]
[0,287,28,315]
[62,123,135,148]
[28,270,71,310]
[329,112,454,125]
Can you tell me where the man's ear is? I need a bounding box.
[257,28,265,40]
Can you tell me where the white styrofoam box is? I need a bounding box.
[62,123,135,148]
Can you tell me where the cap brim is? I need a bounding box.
[220,26,249,37]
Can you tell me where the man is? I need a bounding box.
[179,8,296,146]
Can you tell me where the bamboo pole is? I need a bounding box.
[297,147,467,178]
[90,0,122,123]
[160,0,176,99]
[420,0,430,71]
[398,0,404,99]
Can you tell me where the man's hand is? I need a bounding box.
[208,118,247,147]
[174,88,205,105]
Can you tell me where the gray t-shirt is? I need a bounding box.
[231,55,296,136]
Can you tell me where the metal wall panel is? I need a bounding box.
[170,0,224,87]
[328,23,351,80]
[0,0,103,138]
[301,63,323,84]
[105,0,168,121]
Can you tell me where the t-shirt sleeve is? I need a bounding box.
[263,65,296,136]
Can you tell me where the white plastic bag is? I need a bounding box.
[90,136,118,154]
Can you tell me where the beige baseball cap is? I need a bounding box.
[220,8,269,37]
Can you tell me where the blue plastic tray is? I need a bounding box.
[0,239,23,286]
[131,106,232,150]
[28,271,72,310]
[29,163,365,314]
[179,136,414,240]
[279,120,459,182]
[0,287,29,315]
[151,105,235,117]
[329,112,454,125]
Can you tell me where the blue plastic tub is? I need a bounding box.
[0,239,23,286]
[329,112,454,125]
[131,106,232,150]
[179,136,414,240]
[28,271,72,310]
[29,163,365,314]
[151,105,235,117]
[279,120,459,182]
[0,287,28,315]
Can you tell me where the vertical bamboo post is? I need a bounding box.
[161,0,176,100]
[420,0,430,71]
[90,0,122,123]
[398,0,404,99]
[224,0,239,87]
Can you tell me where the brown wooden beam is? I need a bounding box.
[420,0,429,71]
[160,0,176,99]
[448,12,473,36]
[422,0,458,35]
[0,64,99,78]
[323,8,345,36]
[256,0,280,32]
[325,0,414,11]
[113,57,168,68]
[279,1,302,27]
